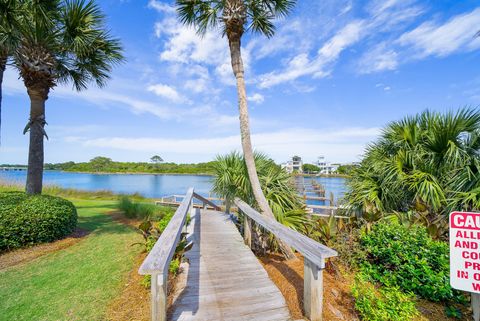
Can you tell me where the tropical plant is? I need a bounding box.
[212,152,307,230]
[10,0,123,194]
[304,213,348,247]
[346,108,480,233]
[176,0,297,258]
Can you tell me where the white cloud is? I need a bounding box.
[154,17,228,65]
[259,21,364,88]
[358,43,398,73]
[398,7,480,58]
[248,93,265,104]
[82,126,380,163]
[148,0,175,14]
[375,83,392,91]
[184,78,208,94]
[147,83,190,104]
[257,0,424,87]
[319,20,364,59]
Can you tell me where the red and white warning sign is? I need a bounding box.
[450,212,480,293]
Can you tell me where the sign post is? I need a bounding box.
[450,212,480,321]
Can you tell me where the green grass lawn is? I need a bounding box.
[0,199,142,321]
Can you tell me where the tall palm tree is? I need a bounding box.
[13,0,123,194]
[176,0,297,259]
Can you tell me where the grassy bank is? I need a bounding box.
[0,180,147,201]
[0,199,142,321]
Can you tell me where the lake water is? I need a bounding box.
[0,170,347,204]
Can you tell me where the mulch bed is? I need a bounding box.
[260,253,359,321]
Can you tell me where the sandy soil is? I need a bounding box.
[260,253,359,321]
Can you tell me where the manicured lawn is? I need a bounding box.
[0,200,142,321]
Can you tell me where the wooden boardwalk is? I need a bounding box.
[169,209,291,321]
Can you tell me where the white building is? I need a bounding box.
[281,156,303,173]
[316,156,338,174]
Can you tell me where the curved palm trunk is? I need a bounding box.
[25,87,48,195]
[0,54,6,144]
[228,36,296,260]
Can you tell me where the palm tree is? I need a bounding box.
[176,0,297,259]
[346,108,480,234]
[13,0,123,194]
[0,0,23,142]
[212,152,307,251]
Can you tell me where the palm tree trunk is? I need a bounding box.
[0,54,6,144]
[228,36,296,260]
[25,87,48,195]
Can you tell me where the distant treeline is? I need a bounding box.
[44,157,216,175]
[0,164,27,168]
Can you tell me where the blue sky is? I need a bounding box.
[2,0,480,165]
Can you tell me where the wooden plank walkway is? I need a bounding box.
[169,209,291,321]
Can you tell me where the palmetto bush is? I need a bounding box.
[212,152,306,230]
[346,108,480,236]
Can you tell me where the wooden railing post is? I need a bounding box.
[303,257,324,321]
[242,211,252,248]
[151,273,167,321]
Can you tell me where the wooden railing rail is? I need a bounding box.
[139,188,194,321]
[192,192,221,211]
[234,198,338,321]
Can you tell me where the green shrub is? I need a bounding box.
[118,197,172,220]
[169,258,180,276]
[352,274,418,321]
[359,222,454,302]
[0,192,77,252]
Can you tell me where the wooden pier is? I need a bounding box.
[155,193,341,217]
[140,188,337,321]
[0,166,27,171]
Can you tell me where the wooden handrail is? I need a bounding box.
[234,198,337,266]
[234,198,337,321]
[139,187,194,321]
[192,192,221,211]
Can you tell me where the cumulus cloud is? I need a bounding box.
[248,93,265,104]
[358,43,398,73]
[147,83,190,104]
[148,0,175,14]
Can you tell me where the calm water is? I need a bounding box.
[0,170,347,203]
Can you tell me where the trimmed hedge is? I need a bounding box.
[0,192,77,252]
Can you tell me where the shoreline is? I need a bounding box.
[47,170,214,176]
[297,173,351,178]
